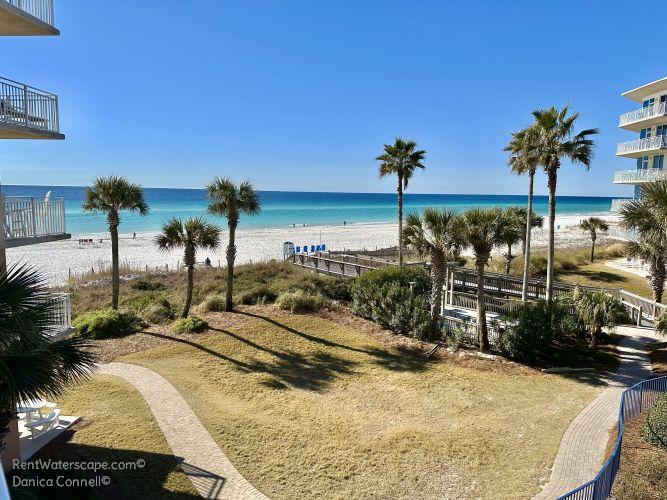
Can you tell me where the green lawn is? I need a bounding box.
[114,308,604,499]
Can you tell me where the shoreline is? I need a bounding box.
[9,214,620,286]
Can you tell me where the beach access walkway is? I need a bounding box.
[99,362,268,500]
[534,325,655,499]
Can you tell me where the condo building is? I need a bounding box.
[612,77,667,212]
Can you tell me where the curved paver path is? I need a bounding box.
[99,362,268,500]
[534,325,655,499]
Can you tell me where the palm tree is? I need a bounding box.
[498,206,526,275]
[1,264,95,457]
[579,217,609,262]
[376,138,426,267]
[82,176,149,309]
[620,180,667,302]
[456,207,504,351]
[403,209,461,328]
[514,207,544,255]
[530,106,598,301]
[156,218,220,318]
[505,126,541,300]
[206,178,261,312]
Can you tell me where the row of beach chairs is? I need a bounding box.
[296,244,326,254]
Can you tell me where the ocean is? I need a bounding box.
[4,185,614,236]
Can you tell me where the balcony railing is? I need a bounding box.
[616,135,667,156]
[619,101,667,127]
[4,0,55,27]
[44,292,72,336]
[4,195,66,240]
[610,198,633,212]
[0,76,60,134]
[613,168,667,184]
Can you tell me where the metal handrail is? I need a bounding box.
[4,0,55,27]
[4,196,66,239]
[619,101,667,127]
[44,292,72,335]
[616,135,667,155]
[613,168,667,183]
[610,198,632,212]
[0,76,60,133]
[558,375,667,500]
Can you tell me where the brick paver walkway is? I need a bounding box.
[99,362,268,500]
[534,325,655,499]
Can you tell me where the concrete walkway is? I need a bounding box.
[534,325,655,499]
[99,362,268,500]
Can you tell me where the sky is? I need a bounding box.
[0,0,664,196]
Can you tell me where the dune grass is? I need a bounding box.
[117,310,603,499]
[9,375,197,499]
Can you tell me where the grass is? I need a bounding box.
[114,308,604,499]
[8,375,197,499]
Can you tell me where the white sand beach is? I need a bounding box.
[8,214,620,286]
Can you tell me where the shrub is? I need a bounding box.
[142,299,175,324]
[238,286,277,305]
[350,267,430,339]
[569,288,630,346]
[275,290,325,313]
[642,393,667,450]
[318,277,353,302]
[130,280,165,291]
[171,316,209,334]
[73,309,145,339]
[121,291,167,313]
[199,293,228,312]
[498,299,574,362]
[655,310,667,336]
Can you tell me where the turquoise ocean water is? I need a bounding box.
[4,185,614,235]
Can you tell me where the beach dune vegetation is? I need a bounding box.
[82,176,149,309]
[73,309,145,339]
[206,177,262,312]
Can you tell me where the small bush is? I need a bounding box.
[239,286,277,305]
[350,267,430,339]
[655,310,667,336]
[199,293,228,312]
[120,291,167,313]
[275,290,325,313]
[130,280,165,291]
[498,299,574,362]
[642,393,667,450]
[318,277,353,302]
[73,309,145,339]
[171,316,209,334]
[142,299,175,324]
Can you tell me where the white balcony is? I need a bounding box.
[619,102,667,131]
[4,195,70,247]
[610,198,633,212]
[613,168,667,184]
[616,135,667,158]
[44,292,73,338]
[0,77,63,139]
[0,0,58,35]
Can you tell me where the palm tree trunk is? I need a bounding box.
[397,175,403,268]
[546,168,558,302]
[650,257,666,303]
[226,222,237,312]
[110,215,120,310]
[590,234,596,262]
[476,260,489,352]
[430,249,445,329]
[183,265,194,318]
[505,244,512,275]
[521,171,535,301]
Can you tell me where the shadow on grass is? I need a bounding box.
[8,430,201,499]
[562,269,627,284]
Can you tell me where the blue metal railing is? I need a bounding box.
[558,375,667,500]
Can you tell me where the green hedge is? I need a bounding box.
[73,309,145,339]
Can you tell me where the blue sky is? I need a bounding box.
[1,0,664,196]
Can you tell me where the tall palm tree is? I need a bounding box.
[531,106,598,301]
[376,138,426,267]
[579,217,609,262]
[156,218,220,318]
[206,178,261,312]
[498,206,526,275]
[82,176,149,309]
[505,126,541,300]
[620,180,667,302]
[514,207,544,255]
[456,207,504,352]
[403,208,461,328]
[1,264,95,457]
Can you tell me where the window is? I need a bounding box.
[655,155,665,170]
[640,127,653,139]
[637,156,649,169]
[643,98,655,108]
[661,95,667,104]
[657,125,667,136]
